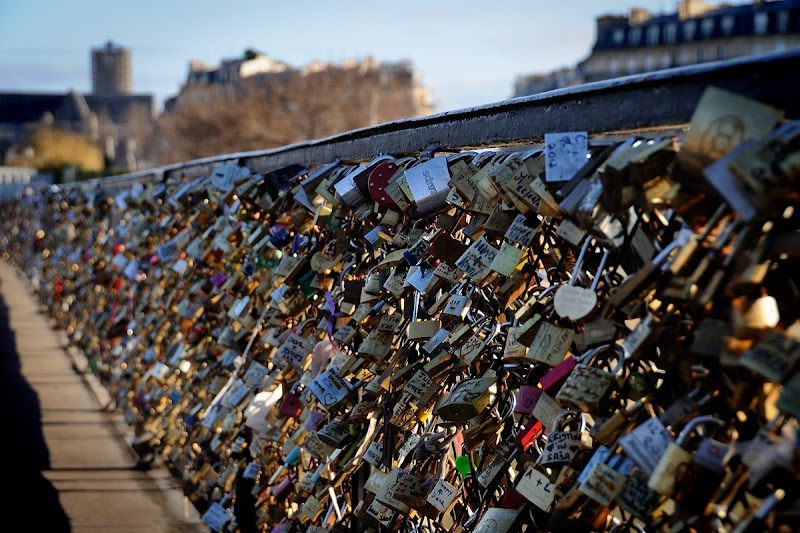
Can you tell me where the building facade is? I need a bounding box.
[92,41,133,95]
[514,0,800,97]
[166,51,433,120]
[2,42,153,171]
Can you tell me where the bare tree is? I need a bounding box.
[145,59,431,166]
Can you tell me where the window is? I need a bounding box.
[628,28,642,46]
[612,28,625,44]
[629,27,642,45]
[608,59,619,76]
[683,20,697,41]
[701,18,715,38]
[645,55,655,71]
[717,45,727,60]
[721,15,735,35]
[778,10,789,32]
[697,48,705,63]
[661,53,672,68]
[754,12,769,34]
[647,25,660,45]
[627,57,637,74]
[665,22,677,43]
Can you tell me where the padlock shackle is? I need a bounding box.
[446,151,478,164]
[590,248,611,291]
[676,415,724,446]
[568,238,592,287]
[550,410,588,434]
[578,342,628,374]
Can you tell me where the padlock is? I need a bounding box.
[538,411,593,467]
[577,446,634,509]
[441,281,475,320]
[434,372,495,424]
[671,426,737,519]
[449,315,498,365]
[648,415,724,496]
[471,507,520,533]
[555,343,626,413]
[526,320,575,367]
[553,239,610,322]
[406,290,442,341]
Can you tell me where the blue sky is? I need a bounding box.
[2,0,679,113]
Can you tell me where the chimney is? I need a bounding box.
[678,0,716,20]
[629,7,652,24]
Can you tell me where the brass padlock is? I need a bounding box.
[555,343,626,413]
[434,372,495,423]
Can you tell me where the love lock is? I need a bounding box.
[554,239,611,321]
[538,411,593,467]
[434,371,496,424]
[367,160,400,207]
[648,415,725,497]
[555,343,627,413]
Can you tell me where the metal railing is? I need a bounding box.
[57,48,800,191]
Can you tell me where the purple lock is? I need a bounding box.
[210,271,227,288]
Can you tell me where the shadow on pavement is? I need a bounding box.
[0,278,71,532]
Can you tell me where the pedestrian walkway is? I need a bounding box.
[0,261,205,533]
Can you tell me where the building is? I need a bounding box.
[92,41,133,95]
[184,49,290,88]
[1,42,154,171]
[513,0,800,97]
[513,67,583,100]
[0,91,155,169]
[165,50,433,120]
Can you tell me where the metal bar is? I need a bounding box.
[64,48,800,191]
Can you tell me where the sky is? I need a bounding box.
[1,0,678,114]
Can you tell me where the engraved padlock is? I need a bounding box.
[577,446,634,509]
[648,415,724,496]
[539,411,593,466]
[555,343,626,413]
[449,315,498,365]
[434,372,495,424]
[441,280,475,320]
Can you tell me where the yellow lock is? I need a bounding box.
[648,415,724,496]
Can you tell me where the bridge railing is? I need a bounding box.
[52,48,800,191]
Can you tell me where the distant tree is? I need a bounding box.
[145,58,432,166]
[10,127,103,173]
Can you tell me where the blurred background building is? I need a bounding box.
[0,41,155,178]
[92,41,133,95]
[514,0,800,97]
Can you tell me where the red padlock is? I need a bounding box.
[279,392,303,418]
[515,418,544,452]
[502,487,529,510]
[539,355,577,393]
